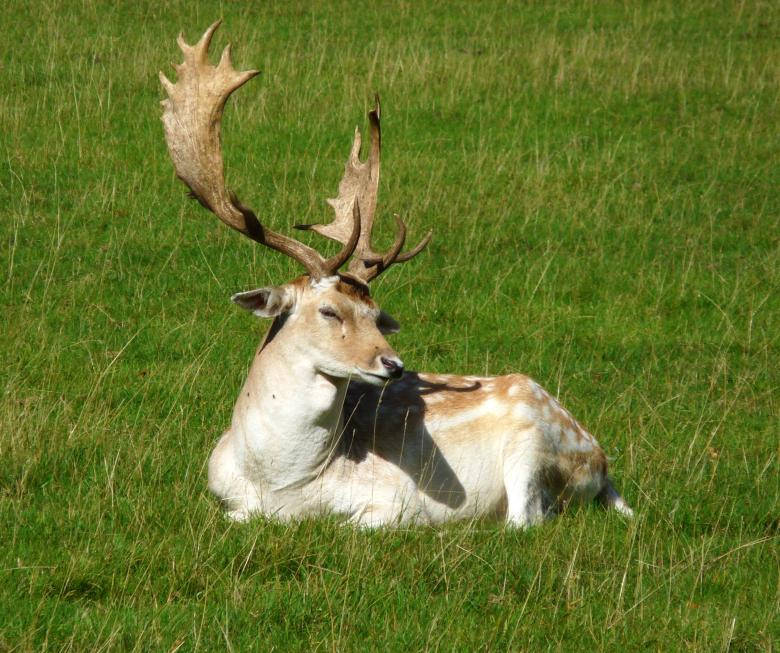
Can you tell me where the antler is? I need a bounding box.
[159,21,359,279]
[296,97,432,285]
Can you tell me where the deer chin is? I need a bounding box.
[313,365,389,387]
[355,368,396,386]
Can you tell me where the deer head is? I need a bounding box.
[159,21,430,384]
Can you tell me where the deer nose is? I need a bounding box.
[380,356,404,379]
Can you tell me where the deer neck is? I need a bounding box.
[234,316,347,490]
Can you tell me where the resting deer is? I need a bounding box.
[159,22,633,527]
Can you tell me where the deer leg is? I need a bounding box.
[352,506,408,528]
[348,491,429,528]
[208,430,267,520]
[502,435,551,527]
[505,480,548,527]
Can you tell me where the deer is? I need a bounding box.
[159,22,633,527]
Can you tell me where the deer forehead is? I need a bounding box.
[309,276,340,291]
[304,276,379,318]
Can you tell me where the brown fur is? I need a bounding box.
[342,371,611,515]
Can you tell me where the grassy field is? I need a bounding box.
[1,0,777,650]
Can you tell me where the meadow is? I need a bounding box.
[1,0,777,650]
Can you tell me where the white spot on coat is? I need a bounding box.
[512,403,536,422]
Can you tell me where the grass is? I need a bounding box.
[1,0,777,650]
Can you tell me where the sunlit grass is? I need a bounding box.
[1,0,777,650]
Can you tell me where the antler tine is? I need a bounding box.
[160,21,359,279]
[393,228,433,263]
[296,96,431,285]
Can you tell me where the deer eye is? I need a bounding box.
[318,306,341,321]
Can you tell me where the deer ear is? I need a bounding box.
[377,310,401,335]
[231,286,294,318]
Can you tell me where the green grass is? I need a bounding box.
[1,0,777,650]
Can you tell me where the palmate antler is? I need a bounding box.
[160,22,429,285]
[159,21,358,279]
[296,98,432,284]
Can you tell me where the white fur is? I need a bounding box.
[209,288,633,527]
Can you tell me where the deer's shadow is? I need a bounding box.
[340,373,483,510]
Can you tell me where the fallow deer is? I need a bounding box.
[160,22,633,527]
